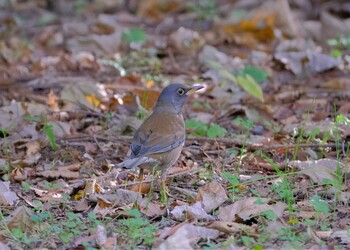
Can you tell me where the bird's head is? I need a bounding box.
[154,83,204,114]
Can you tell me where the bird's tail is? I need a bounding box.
[117,156,159,169]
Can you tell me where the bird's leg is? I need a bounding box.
[138,168,144,193]
[160,179,167,204]
[160,170,171,204]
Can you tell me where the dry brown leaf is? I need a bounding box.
[156,223,219,250]
[0,242,10,250]
[219,16,275,47]
[61,81,107,111]
[274,51,342,75]
[74,199,91,212]
[331,230,350,244]
[137,0,182,22]
[0,181,19,206]
[25,140,41,156]
[207,221,256,234]
[289,159,345,185]
[133,88,160,110]
[47,90,60,111]
[169,27,205,55]
[170,201,215,221]
[315,230,332,239]
[0,102,50,130]
[95,189,142,207]
[196,181,228,213]
[138,199,167,217]
[218,197,286,221]
[5,206,33,231]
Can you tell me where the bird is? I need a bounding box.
[118,83,204,202]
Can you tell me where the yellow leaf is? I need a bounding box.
[86,95,101,108]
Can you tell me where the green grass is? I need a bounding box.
[185,119,227,138]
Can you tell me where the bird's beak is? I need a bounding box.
[186,85,204,95]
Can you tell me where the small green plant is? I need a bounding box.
[24,116,57,151]
[0,128,11,180]
[259,209,277,221]
[232,117,254,133]
[233,117,253,167]
[199,162,215,181]
[43,123,57,151]
[187,0,218,20]
[115,209,157,247]
[235,65,268,102]
[327,35,350,50]
[222,171,240,200]
[310,195,330,215]
[11,228,35,246]
[42,182,61,190]
[21,181,31,192]
[259,152,296,215]
[193,101,212,109]
[277,227,305,247]
[327,35,350,57]
[122,27,147,44]
[237,66,269,84]
[185,119,227,138]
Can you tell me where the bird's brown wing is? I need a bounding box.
[130,113,185,158]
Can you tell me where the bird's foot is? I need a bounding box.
[160,180,172,204]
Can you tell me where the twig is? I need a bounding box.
[259,142,349,151]
[58,135,349,153]
[105,167,202,190]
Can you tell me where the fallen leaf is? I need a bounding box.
[65,14,124,57]
[196,181,228,213]
[39,164,81,179]
[61,82,107,111]
[156,223,219,250]
[171,201,215,221]
[0,102,50,130]
[331,230,350,244]
[169,27,205,55]
[138,199,166,217]
[218,197,286,221]
[274,51,342,75]
[5,206,33,231]
[95,189,142,207]
[289,159,345,185]
[207,221,256,234]
[0,181,19,206]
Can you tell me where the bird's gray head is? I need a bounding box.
[154,83,204,114]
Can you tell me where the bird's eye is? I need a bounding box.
[177,88,185,95]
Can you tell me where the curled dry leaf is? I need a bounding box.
[95,189,142,207]
[207,221,257,234]
[5,206,33,231]
[61,81,107,111]
[196,180,228,213]
[138,199,167,217]
[156,223,219,250]
[274,51,342,75]
[0,102,50,130]
[331,230,350,244]
[95,225,108,248]
[0,243,10,250]
[218,197,287,221]
[65,14,124,57]
[169,27,205,55]
[39,163,81,179]
[0,181,19,206]
[69,225,111,250]
[289,159,346,185]
[171,201,215,221]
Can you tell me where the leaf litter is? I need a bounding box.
[1,0,350,249]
